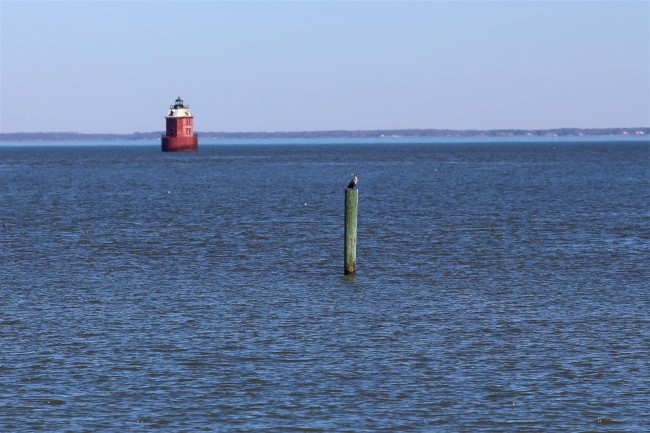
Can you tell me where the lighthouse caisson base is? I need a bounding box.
[161,136,198,152]
[161,96,199,152]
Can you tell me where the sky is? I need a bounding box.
[1,0,648,134]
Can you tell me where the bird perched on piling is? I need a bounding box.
[347,173,358,189]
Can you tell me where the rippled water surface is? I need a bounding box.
[1,140,649,432]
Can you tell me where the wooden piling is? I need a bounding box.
[344,188,358,275]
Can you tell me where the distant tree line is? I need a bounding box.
[1,128,648,141]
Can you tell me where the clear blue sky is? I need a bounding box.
[1,0,648,133]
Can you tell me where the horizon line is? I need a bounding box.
[2,126,649,137]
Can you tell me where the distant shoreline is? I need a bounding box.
[0,127,647,142]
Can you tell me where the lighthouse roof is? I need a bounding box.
[166,96,193,118]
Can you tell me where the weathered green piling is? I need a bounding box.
[344,188,358,275]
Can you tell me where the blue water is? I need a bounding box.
[1,139,649,431]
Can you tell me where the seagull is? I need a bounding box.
[347,173,358,189]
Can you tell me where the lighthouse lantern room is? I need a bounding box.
[161,96,198,152]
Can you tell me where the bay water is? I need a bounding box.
[1,139,648,431]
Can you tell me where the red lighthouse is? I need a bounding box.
[161,96,198,152]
